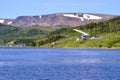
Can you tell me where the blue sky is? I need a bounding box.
[0,0,120,18]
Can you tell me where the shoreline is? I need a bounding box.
[0,46,120,49]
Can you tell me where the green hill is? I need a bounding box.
[29,17,120,48]
[0,24,58,45]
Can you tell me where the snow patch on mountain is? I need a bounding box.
[63,14,80,19]
[39,16,42,19]
[79,17,84,21]
[0,20,5,23]
[63,14,85,21]
[83,14,102,20]
[7,21,12,25]
[62,13,102,21]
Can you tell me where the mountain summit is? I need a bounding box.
[0,13,116,27]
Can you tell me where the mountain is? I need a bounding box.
[0,13,117,27]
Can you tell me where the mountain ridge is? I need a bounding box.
[0,13,117,27]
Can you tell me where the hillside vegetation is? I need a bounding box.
[28,17,120,48]
[0,24,58,45]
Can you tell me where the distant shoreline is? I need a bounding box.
[0,46,119,49]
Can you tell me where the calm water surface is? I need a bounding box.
[0,48,120,80]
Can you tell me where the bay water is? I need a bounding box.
[0,48,120,80]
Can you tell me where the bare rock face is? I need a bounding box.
[0,13,117,27]
[12,16,41,27]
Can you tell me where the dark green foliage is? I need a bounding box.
[75,17,120,36]
[27,28,73,46]
[27,35,65,46]
[0,25,50,45]
[14,39,34,44]
[36,28,73,46]
[0,26,19,35]
[20,28,45,37]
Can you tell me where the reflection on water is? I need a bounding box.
[41,58,120,63]
[1,58,120,66]
[0,48,120,80]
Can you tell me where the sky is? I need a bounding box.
[0,0,120,18]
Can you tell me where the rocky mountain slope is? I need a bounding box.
[0,13,117,27]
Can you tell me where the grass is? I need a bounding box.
[43,32,120,48]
